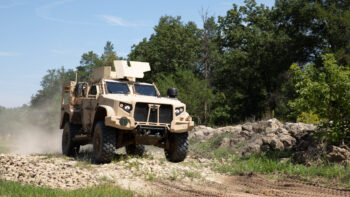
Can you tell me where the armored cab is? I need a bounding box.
[60,60,194,163]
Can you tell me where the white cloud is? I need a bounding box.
[98,15,136,27]
[35,0,96,25]
[0,51,19,57]
[35,0,149,28]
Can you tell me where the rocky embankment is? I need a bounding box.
[191,118,350,165]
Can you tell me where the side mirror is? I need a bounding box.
[167,88,178,98]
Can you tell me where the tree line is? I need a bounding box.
[1,0,350,143]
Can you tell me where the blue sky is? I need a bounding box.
[0,0,274,108]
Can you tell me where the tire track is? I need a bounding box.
[152,173,350,197]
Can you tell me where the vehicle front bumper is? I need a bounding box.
[104,116,194,133]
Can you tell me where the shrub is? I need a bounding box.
[289,54,350,144]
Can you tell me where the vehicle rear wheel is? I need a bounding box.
[126,144,145,157]
[93,121,116,164]
[165,132,189,163]
[62,122,80,157]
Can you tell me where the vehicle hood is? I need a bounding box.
[102,94,185,106]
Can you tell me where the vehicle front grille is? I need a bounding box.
[134,103,173,124]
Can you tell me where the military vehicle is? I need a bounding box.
[60,60,194,163]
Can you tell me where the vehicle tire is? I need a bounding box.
[62,122,80,157]
[92,121,116,164]
[126,144,145,157]
[165,132,189,163]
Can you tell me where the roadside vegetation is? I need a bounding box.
[190,135,350,188]
[0,180,134,197]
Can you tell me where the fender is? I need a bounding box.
[98,105,116,117]
[91,105,116,131]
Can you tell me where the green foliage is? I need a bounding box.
[296,111,322,125]
[190,135,350,187]
[289,54,350,143]
[275,0,350,66]
[215,0,294,122]
[0,180,133,197]
[215,152,350,187]
[156,70,215,124]
[189,133,235,160]
[209,93,231,126]
[129,16,201,81]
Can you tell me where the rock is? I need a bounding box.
[239,130,250,138]
[262,134,277,144]
[326,145,350,163]
[252,121,269,133]
[219,138,231,148]
[284,122,316,140]
[270,138,284,151]
[190,119,318,158]
[233,125,242,133]
[278,134,296,150]
[267,118,283,128]
[242,123,253,132]
[242,144,261,155]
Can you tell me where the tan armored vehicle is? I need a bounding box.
[60,60,194,163]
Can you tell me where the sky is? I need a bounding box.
[0,0,274,108]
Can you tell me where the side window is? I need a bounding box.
[89,85,97,96]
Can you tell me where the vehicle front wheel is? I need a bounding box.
[165,132,189,163]
[92,121,116,164]
[62,122,80,157]
[126,144,145,157]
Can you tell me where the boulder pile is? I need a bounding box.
[190,118,350,165]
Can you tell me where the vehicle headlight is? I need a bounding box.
[119,102,132,113]
[175,107,184,116]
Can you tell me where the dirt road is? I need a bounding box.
[1,147,349,197]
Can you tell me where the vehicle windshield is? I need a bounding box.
[106,82,130,94]
[134,84,157,96]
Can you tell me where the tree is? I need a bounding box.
[289,54,350,144]
[200,10,222,124]
[155,70,215,124]
[77,51,103,81]
[215,0,292,121]
[129,16,202,82]
[275,0,350,66]
[101,41,123,68]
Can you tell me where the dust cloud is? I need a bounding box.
[9,127,62,155]
[0,99,65,155]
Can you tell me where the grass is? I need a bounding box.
[190,134,350,187]
[214,152,350,187]
[189,133,236,160]
[184,170,201,179]
[0,179,134,197]
[169,169,178,181]
[145,172,157,181]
